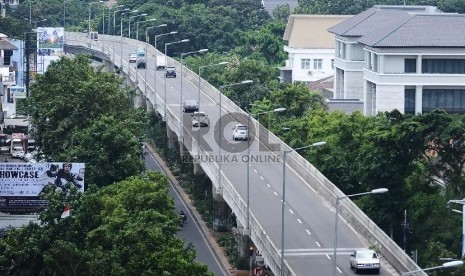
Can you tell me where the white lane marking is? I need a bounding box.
[297,218,302,224]
[337,267,342,273]
[315,242,321,248]
[325,253,331,260]
[274,192,278,196]
[306,229,311,235]
[289,209,294,215]
[267,184,271,188]
[260,176,264,180]
[254,169,257,174]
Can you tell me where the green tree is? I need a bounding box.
[0,172,212,275]
[29,55,145,186]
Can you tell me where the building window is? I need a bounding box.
[405,88,415,114]
[301,59,311,69]
[422,59,465,74]
[423,89,465,114]
[331,59,334,69]
[313,59,322,70]
[405,59,416,73]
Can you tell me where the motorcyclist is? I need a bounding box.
[179,210,187,226]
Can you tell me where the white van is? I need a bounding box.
[191,111,209,127]
[156,56,166,70]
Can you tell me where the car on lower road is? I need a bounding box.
[11,146,25,159]
[183,100,199,113]
[232,124,248,141]
[165,66,176,78]
[349,249,381,274]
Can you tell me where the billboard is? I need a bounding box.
[0,162,85,213]
[36,27,64,74]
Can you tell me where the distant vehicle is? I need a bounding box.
[136,57,146,69]
[349,249,381,274]
[10,133,24,155]
[191,111,209,127]
[165,66,176,78]
[156,56,166,70]
[232,124,248,141]
[88,31,98,41]
[0,134,9,154]
[27,139,36,153]
[183,100,199,113]
[11,146,25,159]
[129,53,137,63]
[136,48,145,57]
[136,48,146,69]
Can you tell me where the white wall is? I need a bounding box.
[344,71,364,99]
[376,85,404,113]
[285,47,335,83]
[383,56,408,74]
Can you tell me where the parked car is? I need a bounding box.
[165,66,176,78]
[11,146,25,159]
[232,124,248,141]
[191,111,209,127]
[349,249,381,274]
[129,53,137,63]
[183,100,199,113]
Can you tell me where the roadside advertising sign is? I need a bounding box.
[0,162,85,213]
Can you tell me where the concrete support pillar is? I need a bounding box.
[146,99,154,113]
[166,126,176,149]
[104,60,114,72]
[193,161,204,176]
[134,91,144,109]
[179,141,185,156]
[212,186,228,231]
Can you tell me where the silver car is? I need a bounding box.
[350,249,380,274]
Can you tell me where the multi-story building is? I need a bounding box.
[281,14,351,84]
[0,33,18,122]
[329,5,465,115]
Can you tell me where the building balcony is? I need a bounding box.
[364,70,465,86]
[1,71,16,86]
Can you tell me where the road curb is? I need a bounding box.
[145,143,235,275]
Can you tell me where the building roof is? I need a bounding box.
[0,33,18,50]
[328,5,441,37]
[358,14,465,47]
[284,14,352,49]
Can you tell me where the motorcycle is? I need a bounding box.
[179,213,187,227]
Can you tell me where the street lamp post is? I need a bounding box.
[218,80,253,193]
[447,198,465,257]
[332,188,389,276]
[129,13,145,39]
[246,107,285,232]
[144,24,167,96]
[137,18,155,41]
[119,9,131,68]
[126,10,139,38]
[113,7,127,35]
[401,260,463,275]
[164,39,189,117]
[197,62,229,147]
[29,18,47,29]
[88,1,103,35]
[180,49,208,142]
[280,142,327,276]
[152,30,174,107]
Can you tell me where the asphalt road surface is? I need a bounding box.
[144,148,228,276]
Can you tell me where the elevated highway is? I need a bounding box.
[64,32,423,276]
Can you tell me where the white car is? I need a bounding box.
[191,111,209,127]
[349,249,381,274]
[129,53,137,63]
[11,146,25,159]
[232,124,248,141]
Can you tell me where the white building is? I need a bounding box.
[281,14,352,84]
[328,5,465,115]
[0,33,18,121]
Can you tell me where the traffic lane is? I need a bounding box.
[144,150,227,276]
